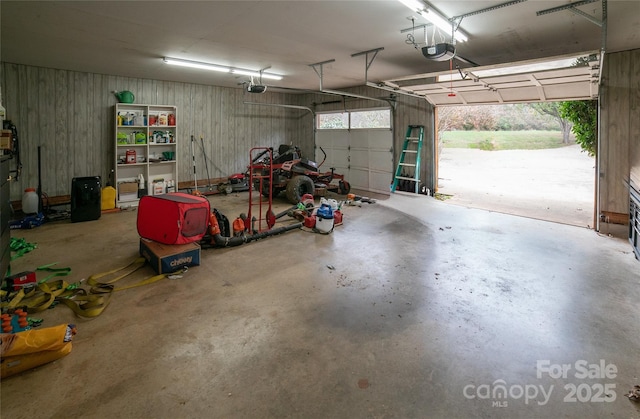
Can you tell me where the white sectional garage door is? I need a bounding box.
[316,129,393,195]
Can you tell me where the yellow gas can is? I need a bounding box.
[101,186,116,210]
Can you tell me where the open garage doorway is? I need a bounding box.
[435,104,596,228]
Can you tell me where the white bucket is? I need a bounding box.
[315,215,334,234]
[22,188,39,214]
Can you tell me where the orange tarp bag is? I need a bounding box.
[1,323,76,378]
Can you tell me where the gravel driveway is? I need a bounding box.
[437,144,596,227]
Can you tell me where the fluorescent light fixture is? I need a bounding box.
[231,69,282,81]
[425,10,467,43]
[163,57,230,73]
[397,0,468,43]
[398,0,425,12]
[163,57,283,80]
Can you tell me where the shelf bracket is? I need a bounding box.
[351,47,384,84]
[308,59,336,91]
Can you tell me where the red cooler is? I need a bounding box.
[137,193,210,244]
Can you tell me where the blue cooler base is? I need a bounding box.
[139,238,200,274]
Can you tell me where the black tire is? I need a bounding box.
[261,182,272,198]
[338,180,351,195]
[286,175,314,204]
[260,182,284,198]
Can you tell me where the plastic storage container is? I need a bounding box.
[22,188,39,214]
[126,149,136,164]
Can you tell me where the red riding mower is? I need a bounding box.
[250,144,351,204]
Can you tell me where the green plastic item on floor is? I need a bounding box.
[36,263,72,284]
[9,238,37,260]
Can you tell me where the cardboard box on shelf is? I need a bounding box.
[139,238,200,274]
[118,182,138,201]
[1,130,12,150]
[119,182,138,194]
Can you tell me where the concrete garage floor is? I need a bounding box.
[438,145,596,228]
[2,191,639,418]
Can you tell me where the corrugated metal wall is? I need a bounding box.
[599,48,640,216]
[0,62,309,201]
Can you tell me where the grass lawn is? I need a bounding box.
[441,130,571,150]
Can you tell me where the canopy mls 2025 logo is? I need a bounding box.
[463,359,618,408]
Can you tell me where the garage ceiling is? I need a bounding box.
[1,1,638,104]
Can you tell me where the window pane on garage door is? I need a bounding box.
[317,113,349,129]
[350,110,391,129]
[316,114,392,195]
